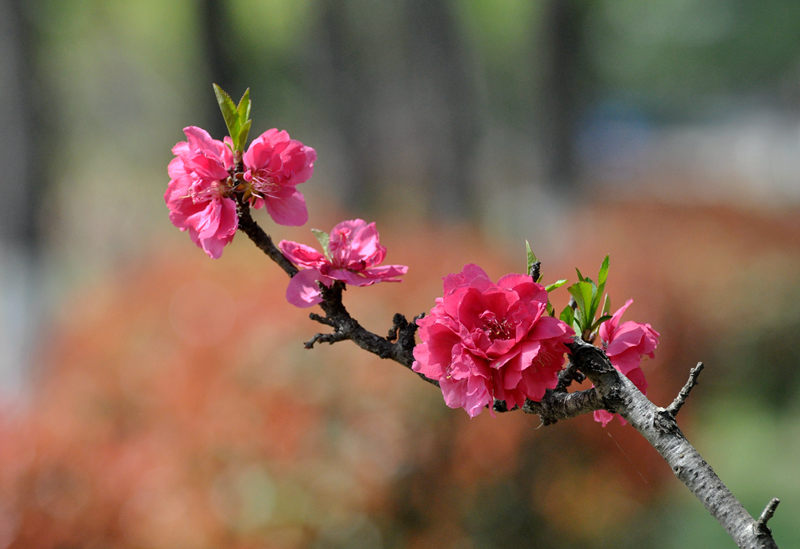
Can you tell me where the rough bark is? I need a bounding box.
[569,339,779,549]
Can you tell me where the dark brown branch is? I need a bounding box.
[235,211,430,383]
[666,362,704,417]
[235,197,298,277]
[568,339,778,549]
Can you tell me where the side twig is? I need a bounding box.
[236,212,429,381]
[756,498,780,532]
[666,362,704,417]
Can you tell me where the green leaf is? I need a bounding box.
[545,279,567,292]
[598,255,610,287]
[593,255,610,313]
[567,280,594,329]
[236,88,251,125]
[591,314,612,332]
[233,89,252,151]
[601,294,610,316]
[234,119,252,153]
[213,83,238,138]
[570,281,593,312]
[310,229,331,260]
[559,305,574,326]
[213,84,253,153]
[575,267,585,282]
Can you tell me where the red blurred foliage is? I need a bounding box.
[1,199,798,548]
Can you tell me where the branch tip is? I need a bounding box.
[756,497,780,531]
[309,312,335,327]
[666,362,704,417]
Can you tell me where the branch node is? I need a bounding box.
[555,361,585,392]
[387,313,407,342]
[756,497,780,532]
[666,362,704,417]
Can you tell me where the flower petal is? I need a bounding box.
[285,269,325,308]
[265,189,309,226]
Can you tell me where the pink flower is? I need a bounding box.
[165,126,237,259]
[243,129,316,226]
[593,299,660,426]
[412,264,574,417]
[278,219,408,307]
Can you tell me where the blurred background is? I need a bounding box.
[1,0,799,547]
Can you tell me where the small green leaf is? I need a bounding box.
[598,255,610,287]
[568,280,594,325]
[233,89,252,151]
[559,305,574,326]
[591,314,612,332]
[601,294,610,316]
[545,279,567,292]
[234,119,252,153]
[310,228,331,260]
[593,255,610,314]
[575,267,585,282]
[213,83,238,138]
[236,88,251,125]
[569,280,598,335]
[213,84,253,153]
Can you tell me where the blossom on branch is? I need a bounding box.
[279,219,408,308]
[413,264,574,417]
[243,129,316,226]
[165,126,237,259]
[593,299,660,426]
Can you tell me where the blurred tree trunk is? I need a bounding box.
[198,0,240,138]
[402,0,479,220]
[538,0,589,195]
[312,0,379,212]
[0,0,49,395]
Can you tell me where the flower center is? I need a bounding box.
[189,178,227,203]
[480,311,513,340]
[247,168,281,198]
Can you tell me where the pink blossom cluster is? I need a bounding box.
[412,265,574,417]
[593,299,660,426]
[165,126,316,258]
[279,219,408,308]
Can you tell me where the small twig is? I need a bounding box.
[756,497,780,532]
[309,312,336,327]
[304,331,347,348]
[666,362,704,417]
